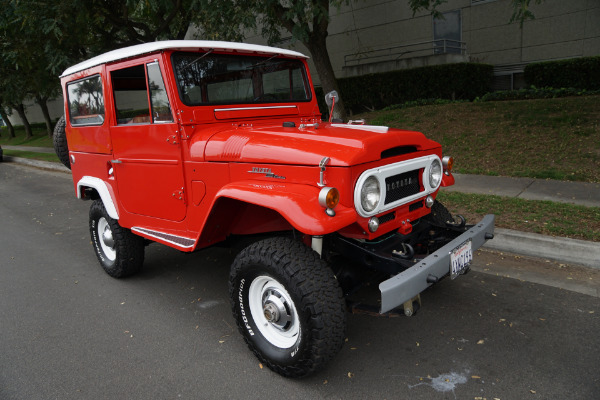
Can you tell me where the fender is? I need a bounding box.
[215,181,356,236]
[441,172,455,187]
[77,176,119,220]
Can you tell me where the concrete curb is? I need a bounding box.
[484,228,600,269]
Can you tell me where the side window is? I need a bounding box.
[111,65,150,125]
[147,62,173,123]
[67,75,105,126]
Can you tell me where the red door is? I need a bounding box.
[108,58,186,222]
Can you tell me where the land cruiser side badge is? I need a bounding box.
[248,167,286,180]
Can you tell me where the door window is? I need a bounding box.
[111,63,173,125]
[147,62,174,123]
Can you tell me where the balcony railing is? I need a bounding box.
[344,39,467,67]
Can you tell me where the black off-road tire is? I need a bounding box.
[229,237,346,378]
[89,200,144,278]
[425,200,456,226]
[53,115,70,169]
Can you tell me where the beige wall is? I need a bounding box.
[241,0,599,84]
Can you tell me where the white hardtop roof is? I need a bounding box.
[60,40,309,77]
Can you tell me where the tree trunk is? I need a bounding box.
[0,107,15,138]
[305,34,348,122]
[35,96,53,137]
[14,104,33,139]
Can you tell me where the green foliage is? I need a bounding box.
[437,191,600,242]
[383,98,469,111]
[476,86,600,102]
[524,56,600,90]
[509,0,545,27]
[337,63,493,114]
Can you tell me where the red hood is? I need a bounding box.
[196,123,440,166]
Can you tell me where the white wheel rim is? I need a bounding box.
[248,275,300,349]
[97,217,116,261]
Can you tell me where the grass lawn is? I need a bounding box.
[2,149,60,163]
[358,95,600,183]
[0,123,53,147]
[437,192,600,242]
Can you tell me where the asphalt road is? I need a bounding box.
[1,163,599,399]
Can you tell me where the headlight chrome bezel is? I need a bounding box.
[429,158,442,188]
[354,155,443,218]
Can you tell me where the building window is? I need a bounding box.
[433,10,462,54]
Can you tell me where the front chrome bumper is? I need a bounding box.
[379,214,495,313]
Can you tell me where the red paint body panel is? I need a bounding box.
[203,124,439,166]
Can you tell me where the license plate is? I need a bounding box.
[450,239,473,279]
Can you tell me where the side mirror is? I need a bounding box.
[324,90,338,107]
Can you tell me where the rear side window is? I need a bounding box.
[67,75,105,126]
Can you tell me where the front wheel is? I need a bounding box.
[89,200,144,278]
[229,237,346,378]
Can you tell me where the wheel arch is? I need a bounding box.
[211,181,356,236]
[77,176,119,220]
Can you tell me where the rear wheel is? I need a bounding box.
[230,237,346,378]
[89,200,144,278]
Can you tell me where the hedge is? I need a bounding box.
[524,56,600,90]
[476,86,600,102]
[325,63,493,114]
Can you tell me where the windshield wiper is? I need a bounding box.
[247,53,280,69]
[180,49,215,71]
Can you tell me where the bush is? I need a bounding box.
[475,86,600,102]
[336,63,493,114]
[525,56,600,90]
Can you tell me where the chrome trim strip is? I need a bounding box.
[214,105,298,112]
[132,227,195,248]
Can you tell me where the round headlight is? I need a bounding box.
[429,158,442,188]
[361,176,381,213]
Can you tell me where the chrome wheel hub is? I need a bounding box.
[248,276,300,349]
[97,217,116,261]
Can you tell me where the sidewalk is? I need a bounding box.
[448,173,600,208]
[2,152,599,269]
[449,173,600,269]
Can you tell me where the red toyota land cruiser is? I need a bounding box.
[55,40,494,377]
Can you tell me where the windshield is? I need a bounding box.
[172,52,311,106]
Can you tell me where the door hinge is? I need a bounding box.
[166,134,179,145]
[172,188,185,202]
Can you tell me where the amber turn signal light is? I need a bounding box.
[319,187,340,210]
[442,156,454,173]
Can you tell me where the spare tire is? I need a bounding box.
[53,115,70,169]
